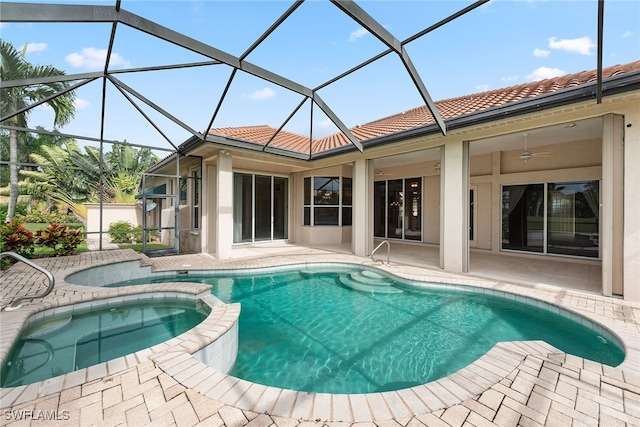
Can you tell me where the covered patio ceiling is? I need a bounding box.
[0,0,612,160]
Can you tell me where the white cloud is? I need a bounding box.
[622,31,635,38]
[65,47,130,70]
[74,98,90,109]
[501,75,519,83]
[24,42,47,54]
[318,119,333,128]
[247,87,276,101]
[349,28,369,42]
[526,66,565,81]
[533,48,550,58]
[548,36,595,55]
[475,84,490,92]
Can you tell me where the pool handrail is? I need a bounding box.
[1,251,55,310]
[371,240,390,265]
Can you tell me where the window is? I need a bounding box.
[303,176,352,226]
[234,173,289,243]
[502,180,599,258]
[192,170,200,230]
[373,177,422,241]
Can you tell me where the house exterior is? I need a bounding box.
[145,60,640,302]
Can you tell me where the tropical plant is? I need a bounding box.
[34,223,84,256]
[108,220,135,243]
[0,39,76,222]
[102,143,159,203]
[18,211,78,225]
[1,218,34,258]
[21,142,95,219]
[21,141,160,211]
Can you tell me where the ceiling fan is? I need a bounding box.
[519,133,552,162]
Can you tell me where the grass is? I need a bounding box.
[23,223,83,232]
[116,243,169,251]
[33,243,89,257]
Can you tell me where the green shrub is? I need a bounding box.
[108,220,135,243]
[130,226,159,243]
[1,219,34,259]
[0,240,8,270]
[34,223,85,256]
[0,205,28,222]
[18,211,78,225]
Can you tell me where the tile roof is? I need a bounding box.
[208,60,640,155]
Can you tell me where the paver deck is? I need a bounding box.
[1,247,639,426]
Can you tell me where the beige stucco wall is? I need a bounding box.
[623,106,640,302]
[423,175,440,244]
[85,203,141,235]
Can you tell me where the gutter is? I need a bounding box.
[313,69,640,158]
[356,71,640,151]
[177,70,640,162]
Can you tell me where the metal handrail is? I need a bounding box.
[370,240,390,265]
[1,252,55,310]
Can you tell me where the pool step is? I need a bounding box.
[337,270,402,294]
[299,267,346,277]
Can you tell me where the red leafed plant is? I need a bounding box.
[1,219,35,258]
[34,223,84,256]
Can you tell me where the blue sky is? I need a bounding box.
[2,0,639,152]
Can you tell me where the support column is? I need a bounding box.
[491,151,502,253]
[602,114,625,297]
[353,159,371,256]
[216,152,233,259]
[440,140,469,273]
[201,164,216,254]
[623,111,640,302]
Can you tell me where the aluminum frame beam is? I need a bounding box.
[0,1,363,154]
[330,0,447,135]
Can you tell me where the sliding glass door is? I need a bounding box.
[233,173,288,243]
[547,181,599,257]
[502,180,599,258]
[374,177,422,241]
[502,184,544,253]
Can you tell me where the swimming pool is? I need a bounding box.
[0,298,210,387]
[106,264,625,394]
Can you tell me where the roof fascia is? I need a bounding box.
[179,134,311,161]
[180,71,640,161]
[361,71,640,150]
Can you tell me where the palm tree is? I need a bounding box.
[0,39,76,222]
[103,143,159,202]
[22,141,160,216]
[22,141,97,219]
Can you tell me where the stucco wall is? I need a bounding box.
[85,203,141,235]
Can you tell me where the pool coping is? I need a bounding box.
[1,252,639,423]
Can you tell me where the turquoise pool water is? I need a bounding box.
[1,299,209,387]
[107,265,624,394]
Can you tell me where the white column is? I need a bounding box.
[441,140,469,273]
[352,159,371,256]
[622,110,640,302]
[216,152,233,259]
[602,114,625,297]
